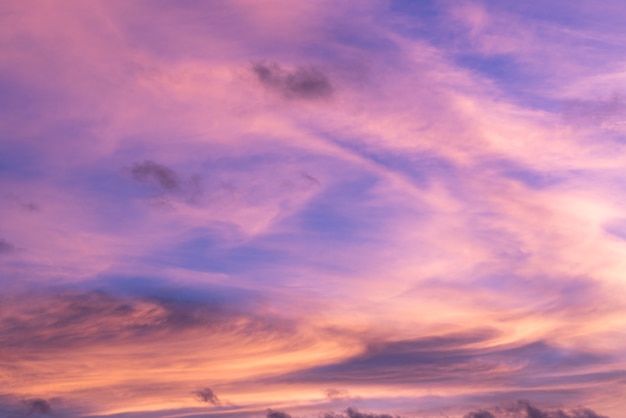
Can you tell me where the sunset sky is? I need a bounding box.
[1,1,626,417]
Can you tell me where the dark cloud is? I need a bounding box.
[464,400,609,418]
[193,387,220,405]
[464,411,496,418]
[267,409,292,418]
[274,330,500,385]
[341,407,397,418]
[0,396,59,417]
[273,331,609,393]
[253,62,333,100]
[131,160,181,191]
[0,238,15,254]
[268,403,607,418]
[26,398,52,415]
[0,287,291,352]
[21,202,39,211]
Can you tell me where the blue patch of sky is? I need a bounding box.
[148,169,412,277]
[162,235,286,274]
[82,273,258,306]
[0,142,43,179]
[293,174,382,241]
[387,0,447,43]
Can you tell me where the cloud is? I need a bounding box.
[0,396,60,418]
[267,403,608,418]
[252,61,333,100]
[0,285,290,351]
[275,330,503,385]
[339,408,397,418]
[325,388,350,401]
[267,409,292,418]
[463,400,609,418]
[25,398,52,415]
[2,1,626,417]
[0,238,14,254]
[131,160,181,191]
[193,387,220,405]
[465,411,496,418]
[562,93,626,130]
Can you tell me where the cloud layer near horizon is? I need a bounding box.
[1,1,626,417]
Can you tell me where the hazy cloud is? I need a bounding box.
[324,388,350,401]
[562,93,626,129]
[253,62,333,100]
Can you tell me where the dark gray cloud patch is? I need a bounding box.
[0,238,14,254]
[323,408,398,418]
[267,409,292,418]
[26,398,52,415]
[253,62,333,100]
[464,411,496,418]
[0,396,57,417]
[131,160,181,191]
[464,400,609,418]
[193,387,220,405]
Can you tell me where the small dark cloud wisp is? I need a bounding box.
[193,387,220,405]
[464,400,609,418]
[267,409,292,418]
[464,411,495,418]
[270,402,608,418]
[0,238,14,254]
[253,62,333,100]
[26,398,52,415]
[325,408,397,418]
[131,160,181,191]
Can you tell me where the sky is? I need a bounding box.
[1,1,626,417]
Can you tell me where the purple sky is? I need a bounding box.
[1,1,625,417]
